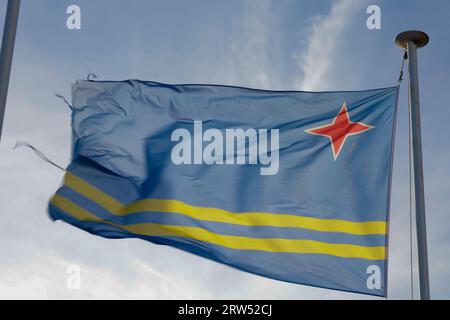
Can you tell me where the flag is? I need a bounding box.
[49,80,398,296]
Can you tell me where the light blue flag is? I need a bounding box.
[49,80,399,296]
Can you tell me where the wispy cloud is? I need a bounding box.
[224,0,275,89]
[295,0,361,91]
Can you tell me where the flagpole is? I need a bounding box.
[395,30,430,300]
[0,0,21,141]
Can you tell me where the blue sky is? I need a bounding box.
[0,0,449,299]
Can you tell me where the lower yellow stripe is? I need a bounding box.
[50,194,386,260]
[124,199,386,235]
[64,172,387,235]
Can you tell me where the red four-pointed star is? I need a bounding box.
[305,102,374,160]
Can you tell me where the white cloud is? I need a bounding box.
[223,0,275,89]
[295,0,362,91]
[0,252,209,300]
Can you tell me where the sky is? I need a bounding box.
[0,0,449,299]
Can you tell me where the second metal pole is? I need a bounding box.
[407,40,430,300]
[395,30,431,300]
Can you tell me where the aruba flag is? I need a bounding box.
[49,80,398,296]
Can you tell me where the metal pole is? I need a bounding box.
[395,30,430,300]
[0,0,21,141]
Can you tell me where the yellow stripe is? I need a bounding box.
[64,172,123,213]
[64,172,386,235]
[50,194,386,260]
